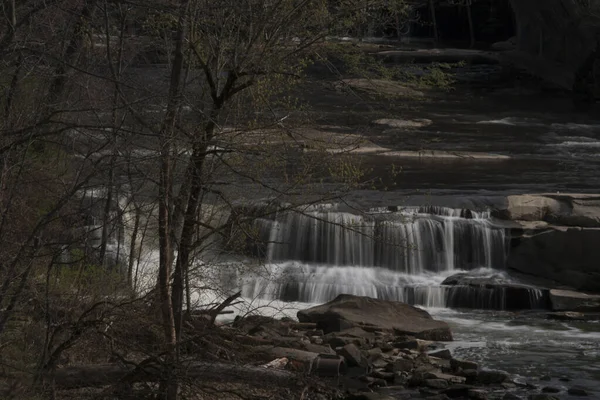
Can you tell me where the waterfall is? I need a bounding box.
[235,205,540,310]
[252,206,506,273]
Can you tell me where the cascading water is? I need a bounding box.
[239,205,549,310]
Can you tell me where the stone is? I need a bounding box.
[568,387,589,396]
[371,369,395,381]
[450,358,479,371]
[507,226,600,292]
[442,272,549,311]
[549,290,600,312]
[385,358,414,373]
[393,339,432,351]
[429,357,451,369]
[429,349,452,359]
[541,386,561,393]
[503,394,523,400]
[419,387,441,397]
[424,395,451,400]
[477,369,510,384]
[546,311,586,321]
[344,393,396,400]
[467,389,488,399]
[373,118,433,129]
[338,343,363,367]
[327,336,367,348]
[297,295,453,340]
[528,395,559,400]
[443,384,474,398]
[366,347,383,360]
[303,343,335,355]
[424,371,467,384]
[425,379,449,389]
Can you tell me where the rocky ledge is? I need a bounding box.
[494,193,600,292]
[227,295,582,400]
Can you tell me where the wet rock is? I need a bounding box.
[442,272,549,311]
[477,369,510,384]
[419,387,442,397]
[467,389,488,399]
[528,395,559,400]
[371,358,388,369]
[338,344,363,367]
[450,358,479,371]
[546,311,585,321]
[297,294,453,340]
[503,394,523,400]
[540,375,551,381]
[385,359,414,373]
[424,395,451,400]
[549,289,600,312]
[508,227,600,292]
[371,369,395,381]
[459,369,479,384]
[558,377,571,382]
[429,357,451,369]
[393,339,432,351]
[345,393,396,400]
[424,371,467,384]
[366,347,383,360]
[541,386,561,393]
[568,387,589,396]
[429,349,452,359]
[502,382,517,390]
[303,343,335,354]
[425,379,449,389]
[327,336,367,348]
[443,384,474,398]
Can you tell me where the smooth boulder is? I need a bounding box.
[549,289,600,312]
[297,294,452,341]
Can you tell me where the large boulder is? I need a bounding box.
[507,226,600,291]
[549,289,600,312]
[442,272,550,310]
[498,194,600,227]
[297,294,452,341]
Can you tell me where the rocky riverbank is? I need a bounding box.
[223,295,588,400]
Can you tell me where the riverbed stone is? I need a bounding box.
[450,358,479,371]
[297,295,453,341]
[429,349,452,359]
[443,384,474,398]
[424,371,467,384]
[477,369,510,384]
[549,289,600,312]
[467,389,488,399]
[385,358,414,373]
[528,395,559,400]
[567,387,589,396]
[338,343,363,367]
[503,394,523,400]
[541,386,561,393]
[426,379,449,389]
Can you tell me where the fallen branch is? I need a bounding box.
[51,360,299,389]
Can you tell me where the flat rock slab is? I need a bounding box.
[550,289,600,312]
[297,294,452,341]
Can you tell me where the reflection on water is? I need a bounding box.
[429,307,600,398]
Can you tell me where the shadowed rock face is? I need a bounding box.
[508,0,600,90]
[488,193,600,292]
[297,294,453,341]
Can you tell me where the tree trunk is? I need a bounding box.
[467,1,475,48]
[157,0,192,398]
[429,0,439,45]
